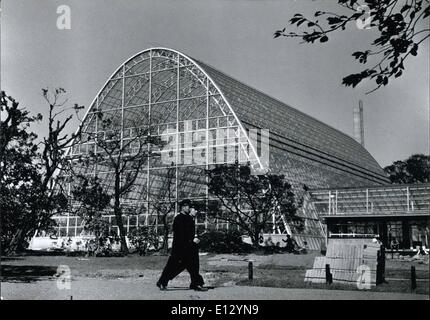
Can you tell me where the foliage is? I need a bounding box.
[71,175,111,250]
[206,161,303,248]
[0,89,82,254]
[39,88,85,189]
[128,227,159,255]
[384,154,430,183]
[1,92,42,253]
[198,229,254,254]
[274,0,430,93]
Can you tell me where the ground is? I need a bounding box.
[1,251,429,300]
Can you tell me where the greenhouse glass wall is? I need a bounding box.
[46,48,391,250]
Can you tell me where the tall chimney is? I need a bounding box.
[353,100,365,147]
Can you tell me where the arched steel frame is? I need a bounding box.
[60,48,265,236]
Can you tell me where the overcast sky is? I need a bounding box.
[1,0,429,167]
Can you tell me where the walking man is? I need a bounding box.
[156,199,207,291]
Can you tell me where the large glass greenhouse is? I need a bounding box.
[39,48,391,250]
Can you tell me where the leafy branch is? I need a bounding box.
[274,0,430,93]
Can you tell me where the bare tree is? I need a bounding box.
[40,88,84,191]
[83,111,163,254]
[149,162,177,254]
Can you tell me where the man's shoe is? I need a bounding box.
[190,285,208,292]
[156,281,167,291]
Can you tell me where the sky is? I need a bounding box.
[1,0,429,167]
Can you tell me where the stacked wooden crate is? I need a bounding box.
[305,238,380,286]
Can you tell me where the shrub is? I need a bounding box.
[199,229,254,254]
[128,227,159,255]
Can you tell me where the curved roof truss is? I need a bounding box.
[72,47,388,189]
[74,47,263,172]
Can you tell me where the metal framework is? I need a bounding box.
[48,48,392,249]
[310,183,430,216]
[62,48,262,235]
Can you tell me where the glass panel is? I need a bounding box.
[82,112,97,135]
[125,173,148,201]
[148,168,177,199]
[151,53,177,72]
[177,166,206,199]
[123,105,149,130]
[98,79,122,111]
[57,217,68,227]
[124,53,150,76]
[146,214,158,227]
[209,96,229,117]
[150,101,177,125]
[125,74,149,106]
[110,67,124,79]
[129,216,137,226]
[76,227,84,237]
[96,109,122,132]
[179,96,206,121]
[179,66,207,99]
[151,69,177,103]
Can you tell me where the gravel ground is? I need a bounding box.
[2,277,428,300]
[1,251,429,299]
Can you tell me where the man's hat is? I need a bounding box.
[179,199,192,207]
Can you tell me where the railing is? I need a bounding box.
[310,184,430,216]
[328,232,378,238]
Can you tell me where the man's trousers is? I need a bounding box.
[158,246,204,287]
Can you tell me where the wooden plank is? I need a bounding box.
[306,237,380,287]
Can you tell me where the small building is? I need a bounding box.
[309,183,430,250]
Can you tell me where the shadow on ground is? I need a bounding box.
[0,257,26,261]
[1,265,58,283]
